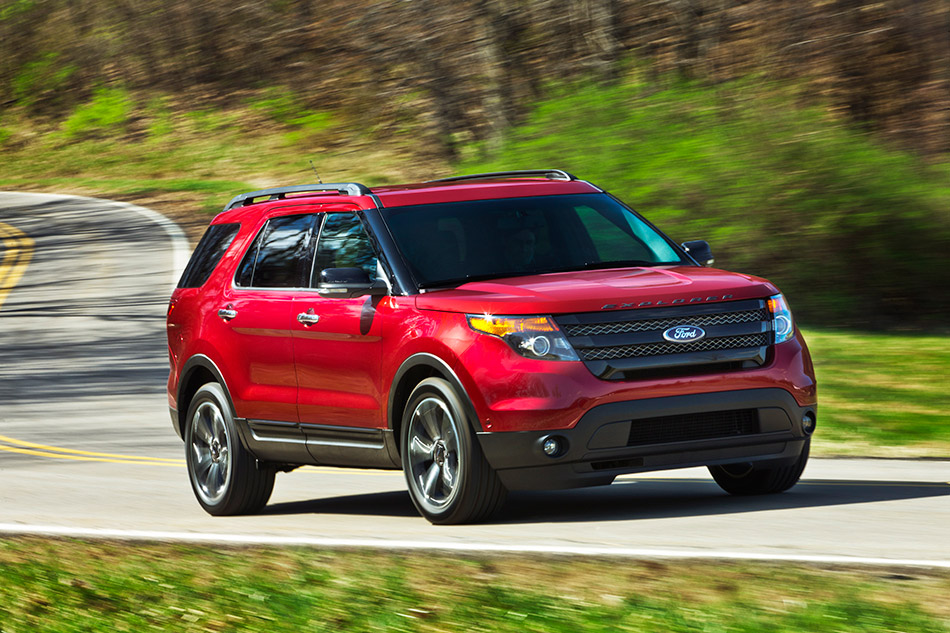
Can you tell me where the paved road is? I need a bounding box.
[1,192,948,566]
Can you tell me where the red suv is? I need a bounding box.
[167,170,817,524]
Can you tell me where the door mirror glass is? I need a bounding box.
[681,240,714,267]
[317,267,387,298]
[322,267,371,285]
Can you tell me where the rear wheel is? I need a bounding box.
[185,383,275,515]
[401,378,506,524]
[709,440,810,495]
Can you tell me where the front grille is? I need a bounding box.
[562,308,767,337]
[554,299,772,379]
[580,333,769,361]
[627,409,760,446]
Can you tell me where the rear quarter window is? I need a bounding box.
[177,223,240,288]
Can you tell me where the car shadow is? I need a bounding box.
[495,477,950,524]
[259,476,950,524]
[262,491,418,518]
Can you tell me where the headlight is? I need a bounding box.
[467,315,579,361]
[768,294,795,344]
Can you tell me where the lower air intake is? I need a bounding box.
[627,409,760,446]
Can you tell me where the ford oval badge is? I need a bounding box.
[662,325,706,343]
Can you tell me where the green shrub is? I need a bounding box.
[11,51,77,112]
[0,0,35,20]
[145,96,174,141]
[247,86,302,124]
[60,86,132,140]
[183,108,239,134]
[283,110,336,146]
[459,75,950,326]
[248,86,337,145]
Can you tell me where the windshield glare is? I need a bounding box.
[383,193,688,288]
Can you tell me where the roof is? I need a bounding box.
[211,171,602,224]
[371,178,600,207]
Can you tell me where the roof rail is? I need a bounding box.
[427,169,577,184]
[224,183,371,211]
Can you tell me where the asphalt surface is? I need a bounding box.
[1,192,948,566]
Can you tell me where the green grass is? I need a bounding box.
[1,538,948,632]
[804,328,950,456]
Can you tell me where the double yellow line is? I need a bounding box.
[0,433,400,476]
[0,221,34,311]
[0,434,185,467]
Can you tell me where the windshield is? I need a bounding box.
[383,193,690,288]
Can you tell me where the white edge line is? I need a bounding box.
[108,200,190,289]
[0,524,947,569]
[0,191,191,290]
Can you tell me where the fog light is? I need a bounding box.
[802,411,816,435]
[542,436,561,457]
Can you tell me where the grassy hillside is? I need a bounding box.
[459,77,950,327]
[0,87,441,224]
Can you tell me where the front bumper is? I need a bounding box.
[476,388,813,490]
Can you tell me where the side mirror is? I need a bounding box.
[317,267,388,298]
[681,240,715,267]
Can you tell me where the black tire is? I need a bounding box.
[184,383,275,515]
[709,440,810,495]
[401,377,507,524]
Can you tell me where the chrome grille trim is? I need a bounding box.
[580,333,770,361]
[562,308,767,337]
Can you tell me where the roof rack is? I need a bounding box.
[224,183,371,211]
[426,169,577,184]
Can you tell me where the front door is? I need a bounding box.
[293,211,387,429]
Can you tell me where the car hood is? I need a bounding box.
[414,266,778,315]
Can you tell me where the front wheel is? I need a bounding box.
[709,440,810,495]
[401,378,506,524]
[185,383,275,515]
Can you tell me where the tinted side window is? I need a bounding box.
[235,214,315,288]
[178,223,240,288]
[312,213,377,285]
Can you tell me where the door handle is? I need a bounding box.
[297,311,320,326]
[218,306,238,321]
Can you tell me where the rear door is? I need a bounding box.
[214,212,317,422]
